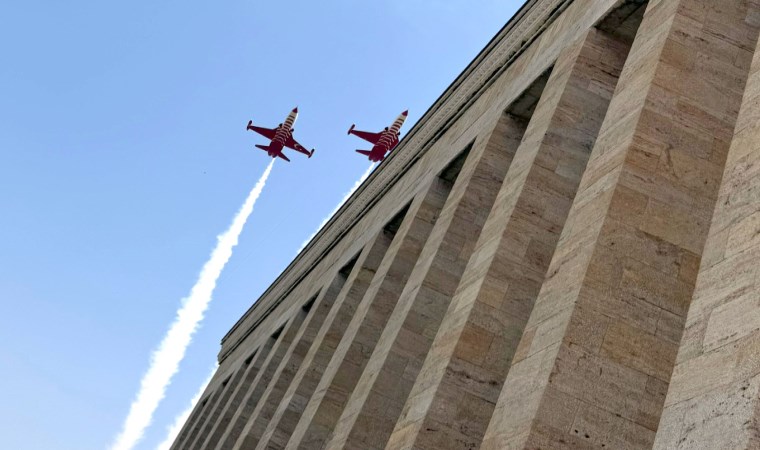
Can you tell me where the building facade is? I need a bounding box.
[170,0,760,448]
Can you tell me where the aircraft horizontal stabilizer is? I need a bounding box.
[355,150,372,157]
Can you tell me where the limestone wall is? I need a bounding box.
[170,0,760,448]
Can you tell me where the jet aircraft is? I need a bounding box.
[246,107,315,162]
[348,110,408,162]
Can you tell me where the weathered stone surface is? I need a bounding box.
[255,178,450,450]
[167,1,760,449]
[186,359,248,450]
[480,0,760,448]
[315,105,521,450]
[282,113,526,450]
[387,26,631,450]
[188,339,274,450]
[215,302,311,450]
[654,5,760,447]
[230,232,390,450]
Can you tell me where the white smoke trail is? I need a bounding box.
[155,367,216,450]
[297,163,375,254]
[111,160,275,450]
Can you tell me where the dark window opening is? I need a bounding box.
[596,0,648,44]
[338,253,360,278]
[302,292,319,312]
[506,67,552,121]
[384,202,411,237]
[270,325,284,340]
[438,141,474,186]
[243,350,257,366]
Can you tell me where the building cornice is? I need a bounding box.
[219,0,573,362]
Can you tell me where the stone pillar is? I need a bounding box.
[288,113,525,450]
[653,12,760,450]
[256,176,452,450]
[325,105,524,450]
[232,230,392,449]
[215,292,317,449]
[186,366,245,450]
[199,268,346,448]
[388,26,630,450]
[481,1,760,448]
[192,338,275,450]
[172,381,221,450]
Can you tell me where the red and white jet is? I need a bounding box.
[348,110,408,162]
[246,107,315,162]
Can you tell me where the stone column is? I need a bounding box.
[186,365,246,450]
[481,1,760,448]
[232,230,392,449]
[288,113,525,450]
[388,26,631,450]
[172,379,222,450]
[653,11,760,450]
[325,101,525,450]
[215,291,317,450]
[192,338,276,450]
[255,176,452,450]
[198,267,350,448]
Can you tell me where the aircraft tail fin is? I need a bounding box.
[356,149,382,162]
[256,144,290,162]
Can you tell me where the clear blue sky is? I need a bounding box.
[0,1,522,448]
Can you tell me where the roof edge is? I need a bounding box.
[219,0,573,362]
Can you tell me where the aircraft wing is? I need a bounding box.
[247,123,277,140]
[350,129,381,144]
[285,136,313,156]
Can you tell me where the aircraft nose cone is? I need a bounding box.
[402,110,408,116]
[293,107,299,113]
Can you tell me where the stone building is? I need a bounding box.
[170,0,760,448]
